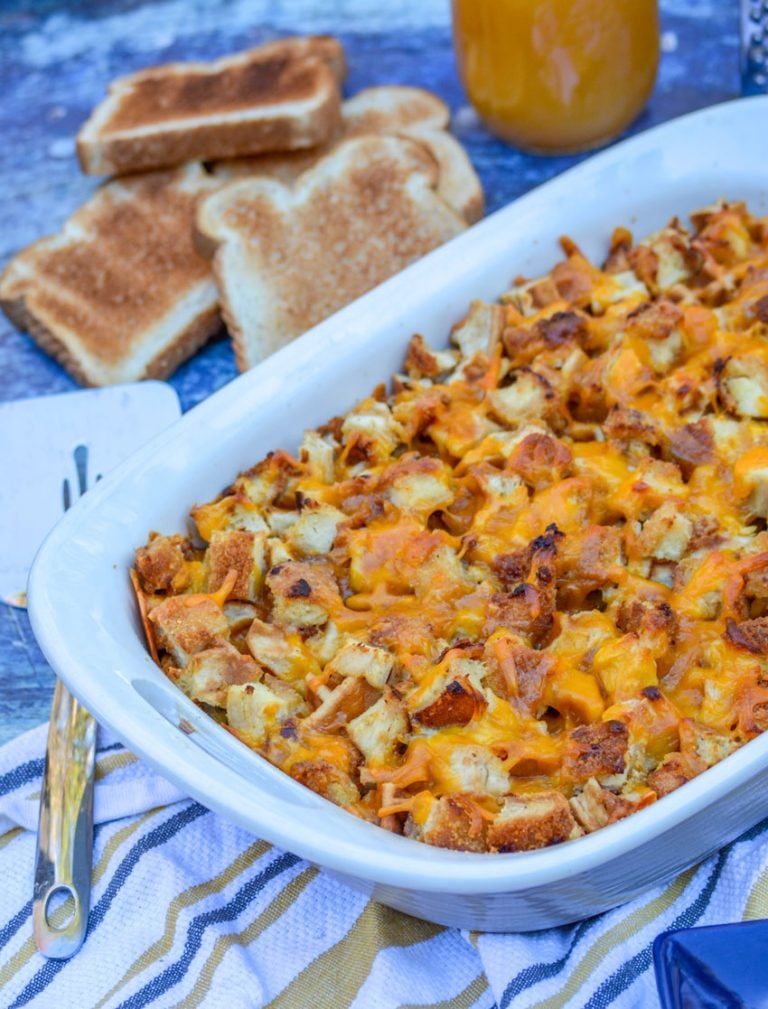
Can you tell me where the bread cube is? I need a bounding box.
[177,643,261,707]
[266,560,339,627]
[226,676,306,743]
[346,692,407,765]
[284,500,345,555]
[207,529,266,601]
[488,792,576,852]
[325,640,394,689]
[149,595,229,665]
[638,501,693,561]
[407,794,488,852]
[445,743,508,795]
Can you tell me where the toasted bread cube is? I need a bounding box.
[413,680,485,728]
[501,275,559,316]
[228,500,270,534]
[450,299,504,358]
[647,330,682,375]
[569,778,612,833]
[341,400,402,461]
[647,752,699,797]
[632,459,687,507]
[570,776,651,830]
[592,634,658,703]
[177,643,261,707]
[682,719,739,767]
[290,759,359,807]
[135,533,188,593]
[384,457,454,515]
[724,616,768,656]
[299,429,337,484]
[488,370,556,428]
[562,720,629,784]
[191,496,269,539]
[719,357,768,418]
[246,617,312,680]
[505,430,572,491]
[207,529,266,601]
[604,406,661,450]
[223,601,258,633]
[325,640,394,689]
[638,502,693,561]
[236,451,302,507]
[636,226,692,291]
[266,509,300,534]
[266,560,339,627]
[410,544,470,598]
[403,333,458,379]
[305,620,341,665]
[346,691,407,765]
[226,676,306,744]
[303,676,369,730]
[266,536,293,568]
[149,595,229,665]
[483,582,556,648]
[285,501,345,555]
[733,448,768,518]
[476,469,526,501]
[407,794,489,852]
[411,659,487,729]
[445,743,509,796]
[488,792,576,852]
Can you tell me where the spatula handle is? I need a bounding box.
[32,680,96,958]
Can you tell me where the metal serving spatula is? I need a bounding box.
[0,383,180,958]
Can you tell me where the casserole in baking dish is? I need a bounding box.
[29,96,768,930]
[133,199,768,858]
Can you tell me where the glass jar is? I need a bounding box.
[451,0,660,155]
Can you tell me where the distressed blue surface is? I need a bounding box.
[0,0,741,744]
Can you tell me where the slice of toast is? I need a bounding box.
[77,36,346,176]
[196,135,467,371]
[213,85,484,224]
[0,165,222,386]
[402,127,484,225]
[341,84,450,135]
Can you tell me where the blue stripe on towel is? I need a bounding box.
[0,900,32,954]
[0,741,122,799]
[0,818,118,955]
[114,849,302,1009]
[0,758,45,799]
[582,849,728,1009]
[499,918,601,1009]
[583,815,768,1009]
[498,813,768,1009]
[8,801,209,1009]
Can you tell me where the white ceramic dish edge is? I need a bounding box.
[28,96,768,930]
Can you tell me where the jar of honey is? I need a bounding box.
[451,0,660,155]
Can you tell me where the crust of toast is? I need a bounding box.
[197,135,467,371]
[0,165,222,386]
[211,86,483,224]
[342,85,449,135]
[403,127,485,225]
[77,38,345,175]
[253,35,347,86]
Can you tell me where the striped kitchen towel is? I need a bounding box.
[2,724,768,1009]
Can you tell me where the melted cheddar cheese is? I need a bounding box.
[134,201,768,853]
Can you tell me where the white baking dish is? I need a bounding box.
[28,96,768,932]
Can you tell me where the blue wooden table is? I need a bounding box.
[0,0,741,746]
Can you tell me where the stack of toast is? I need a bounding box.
[0,36,483,386]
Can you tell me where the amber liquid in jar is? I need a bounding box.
[452,0,660,154]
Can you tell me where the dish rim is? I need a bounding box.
[27,94,768,896]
